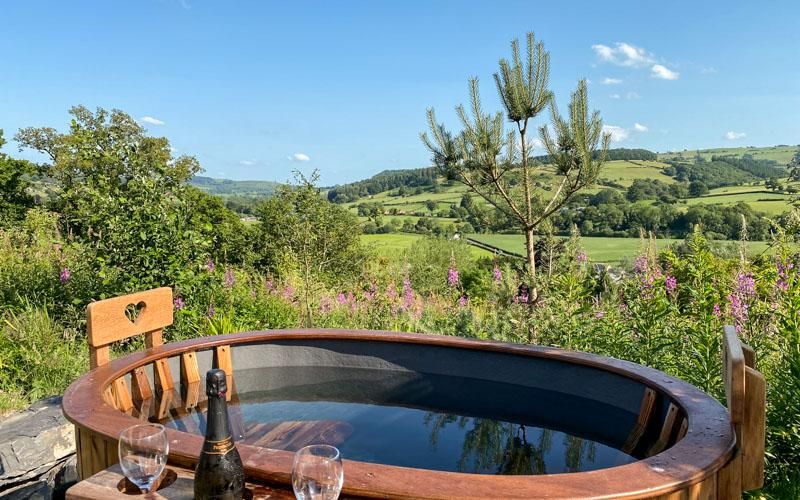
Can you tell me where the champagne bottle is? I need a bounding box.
[195,369,245,500]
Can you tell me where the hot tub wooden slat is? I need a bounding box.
[111,378,133,414]
[131,366,153,402]
[214,345,234,402]
[154,358,174,393]
[717,453,742,499]
[648,402,680,456]
[622,386,656,454]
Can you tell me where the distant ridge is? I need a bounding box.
[189,175,281,196]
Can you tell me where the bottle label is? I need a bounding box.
[201,436,234,455]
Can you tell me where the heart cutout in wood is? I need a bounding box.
[124,301,147,324]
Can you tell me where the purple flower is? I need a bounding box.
[282,286,294,300]
[728,294,749,333]
[594,310,605,320]
[385,283,398,302]
[206,258,215,273]
[712,303,721,318]
[59,267,71,284]
[576,252,588,264]
[264,278,274,292]
[458,296,468,307]
[665,275,677,294]
[492,266,502,283]
[447,266,459,287]
[206,303,215,318]
[632,256,649,274]
[402,277,414,310]
[223,266,235,288]
[173,297,185,310]
[336,292,347,305]
[513,292,529,305]
[364,283,377,301]
[735,272,756,298]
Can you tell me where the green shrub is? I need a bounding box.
[0,303,87,413]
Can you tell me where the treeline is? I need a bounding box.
[532,147,657,164]
[552,189,772,240]
[710,154,785,178]
[327,167,438,203]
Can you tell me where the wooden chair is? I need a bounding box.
[719,325,766,497]
[86,287,175,412]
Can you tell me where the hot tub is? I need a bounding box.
[62,329,745,498]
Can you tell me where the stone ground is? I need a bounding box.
[0,397,77,499]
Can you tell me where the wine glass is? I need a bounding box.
[292,445,344,500]
[118,423,169,494]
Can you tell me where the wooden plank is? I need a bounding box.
[741,342,755,368]
[131,367,153,402]
[717,452,742,499]
[180,351,201,386]
[183,381,200,409]
[214,345,234,402]
[146,328,163,349]
[676,417,689,441]
[79,428,109,480]
[622,387,657,454]
[684,474,717,500]
[723,325,745,444]
[647,403,680,456]
[101,386,114,407]
[111,378,133,414]
[155,386,175,421]
[66,463,295,500]
[89,346,110,370]
[154,358,174,393]
[742,366,766,490]
[86,287,173,351]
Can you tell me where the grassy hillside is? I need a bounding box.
[659,145,798,165]
[190,176,281,196]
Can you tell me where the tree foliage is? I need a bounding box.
[422,33,609,282]
[15,106,207,292]
[0,130,35,226]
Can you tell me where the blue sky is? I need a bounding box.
[2,1,798,184]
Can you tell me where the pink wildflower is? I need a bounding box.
[282,286,294,300]
[385,283,398,302]
[223,266,235,288]
[173,297,185,310]
[594,310,605,320]
[576,252,588,263]
[319,297,333,313]
[712,303,721,318]
[492,265,502,283]
[447,266,459,287]
[336,292,347,305]
[665,275,677,294]
[632,255,649,274]
[458,296,468,307]
[402,277,414,310]
[59,267,71,284]
[206,258,215,273]
[736,272,756,298]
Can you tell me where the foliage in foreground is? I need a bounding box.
[1,213,800,494]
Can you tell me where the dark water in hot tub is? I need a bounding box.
[158,366,637,474]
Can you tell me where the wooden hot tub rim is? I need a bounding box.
[63,329,736,499]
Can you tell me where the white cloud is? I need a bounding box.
[288,153,310,162]
[239,160,256,166]
[140,116,165,126]
[609,93,621,99]
[634,123,649,132]
[651,64,679,80]
[602,77,623,85]
[626,91,641,100]
[602,125,629,143]
[591,42,655,68]
[725,131,746,140]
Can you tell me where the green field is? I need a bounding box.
[660,145,797,165]
[686,189,792,215]
[361,233,775,264]
[598,160,675,186]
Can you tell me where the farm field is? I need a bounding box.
[686,190,792,215]
[361,233,491,258]
[467,234,773,263]
[660,145,797,165]
[597,160,674,186]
